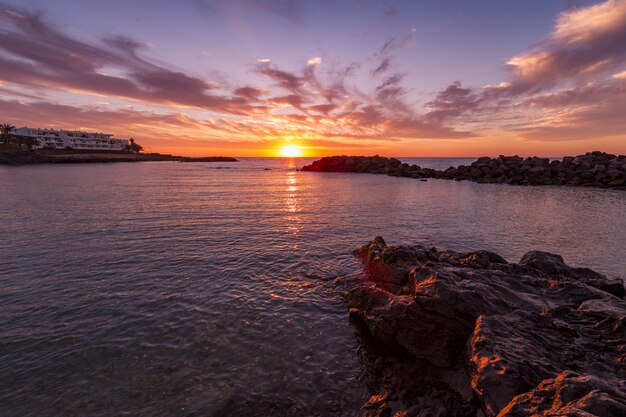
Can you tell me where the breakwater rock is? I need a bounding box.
[301,155,442,179]
[301,152,626,189]
[349,237,625,417]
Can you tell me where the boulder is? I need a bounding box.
[350,237,626,417]
[301,152,626,190]
[498,371,626,417]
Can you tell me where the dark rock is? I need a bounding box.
[350,237,625,417]
[606,169,623,179]
[301,155,433,179]
[301,152,626,190]
[498,371,626,416]
[362,392,392,417]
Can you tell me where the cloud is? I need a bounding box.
[234,86,265,100]
[378,29,415,56]
[0,7,261,116]
[0,98,200,133]
[425,0,626,144]
[372,57,391,76]
[375,73,411,114]
[426,81,482,122]
[367,29,417,113]
[251,53,471,140]
[513,79,626,141]
[554,0,626,44]
[308,103,336,115]
[612,69,626,79]
[256,62,305,94]
[268,94,307,112]
[307,57,322,66]
[0,4,473,150]
[505,0,626,91]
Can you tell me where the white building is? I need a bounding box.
[13,127,130,151]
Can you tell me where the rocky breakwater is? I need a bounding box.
[349,237,626,417]
[300,155,442,179]
[443,151,626,188]
[301,152,626,189]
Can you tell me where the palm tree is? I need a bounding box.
[126,138,143,153]
[1,123,16,144]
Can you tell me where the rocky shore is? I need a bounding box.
[301,152,626,189]
[0,150,238,165]
[349,237,625,417]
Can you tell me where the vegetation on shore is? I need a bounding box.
[1,123,38,150]
[126,138,143,153]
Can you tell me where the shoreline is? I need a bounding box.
[350,237,626,416]
[301,152,626,190]
[0,150,238,165]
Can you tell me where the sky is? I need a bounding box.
[1,0,625,157]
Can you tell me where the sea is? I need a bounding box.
[1,157,625,416]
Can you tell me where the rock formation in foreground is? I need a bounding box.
[301,152,626,189]
[349,237,625,416]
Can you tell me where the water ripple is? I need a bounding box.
[1,158,624,416]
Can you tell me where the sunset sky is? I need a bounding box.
[1,0,625,157]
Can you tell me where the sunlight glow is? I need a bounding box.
[279,144,304,158]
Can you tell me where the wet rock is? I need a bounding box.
[350,237,625,417]
[520,251,625,297]
[301,155,439,179]
[498,371,626,417]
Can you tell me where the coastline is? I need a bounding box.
[350,237,626,416]
[302,152,626,190]
[0,150,238,165]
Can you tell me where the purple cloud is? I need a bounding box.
[0,7,261,116]
[0,4,474,146]
[425,0,626,143]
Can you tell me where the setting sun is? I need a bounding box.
[279,144,304,158]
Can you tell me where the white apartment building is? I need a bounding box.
[14,127,130,151]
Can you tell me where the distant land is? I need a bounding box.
[0,149,238,165]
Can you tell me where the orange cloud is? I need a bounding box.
[505,0,626,89]
[1,2,625,157]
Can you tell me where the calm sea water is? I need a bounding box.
[1,157,625,417]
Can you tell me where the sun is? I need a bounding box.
[278,144,304,158]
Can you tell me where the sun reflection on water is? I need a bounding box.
[286,170,298,212]
[285,170,302,240]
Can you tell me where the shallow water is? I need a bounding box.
[1,158,624,416]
